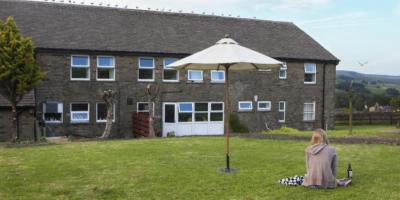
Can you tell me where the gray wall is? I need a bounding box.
[35,51,336,138]
[0,108,35,141]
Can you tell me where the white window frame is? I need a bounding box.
[178,102,194,123]
[43,102,63,123]
[210,70,225,83]
[70,103,90,123]
[70,55,90,81]
[96,103,116,123]
[303,102,316,121]
[163,58,179,82]
[279,62,287,80]
[187,70,203,82]
[304,63,317,84]
[257,101,271,111]
[194,102,209,122]
[137,102,154,113]
[278,101,286,123]
[96,56,115,81]
[209,102,224,122]
[238,101,253,111]
[138,57,155,82]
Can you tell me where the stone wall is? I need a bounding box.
[34,51,337,137]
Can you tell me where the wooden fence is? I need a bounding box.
[335,112,400,125]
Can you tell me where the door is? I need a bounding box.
[162,103,176,137]
[162,102,224,137]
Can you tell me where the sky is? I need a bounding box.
[31,0,400,75]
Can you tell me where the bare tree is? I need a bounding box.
[347,80,354,135]
[100,89,116,138]
[146,84,159,137]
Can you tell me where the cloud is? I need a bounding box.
[249,0,332,12]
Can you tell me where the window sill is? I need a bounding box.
[163,80,180,83]
[279,78,287,80]
[138,80,155,82]
[70,79,90,81]
[97,79,115,82]
[303,120,316,122]
[45,121,63,124]
[257,109,271,112]
[210,81,225,84]
[187,80,203,83]
[96,120,116,123]
[70,121,90,124]
[304,82,316,85]
[278,120,286,123]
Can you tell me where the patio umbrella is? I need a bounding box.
[167,35,282,172]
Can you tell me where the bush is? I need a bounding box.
[266,126,299,134]
[229,113,249,133]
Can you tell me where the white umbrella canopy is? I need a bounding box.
[167,36,283,173]
[167,37,282,70]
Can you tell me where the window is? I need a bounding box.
[137,102,154,113]
[71,55,90,80]
[70,103,89,123]
[211,70,225,83]
[195,103,208,122]
[97,56,115,81]
[210,102,224,122]
[163,58,179,82]
[43,102,63,123]
[138,57,155,81]
[238,101,253,111]
[278,101,286,122]
[303,102,316,121]
[96,103,115,122]
[279,62,287,79]
[187,70,203,82]
[304,63,316,84]
[257,101,271,111]
[178,103,193,122]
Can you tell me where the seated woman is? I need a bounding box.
[302,129,337,189]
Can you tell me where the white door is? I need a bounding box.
[162,102,224,137]
[162,103,176,137]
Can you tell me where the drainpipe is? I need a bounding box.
[321,63,327,129]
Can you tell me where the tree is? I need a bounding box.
[0,17,45,142]
[385,88,400,97]
[390,97,400,128]
[347,80,354,135]
[146,84,159,137]
[100,89,116,138]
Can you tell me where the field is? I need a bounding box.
[1,129,399,200]
[267,125,400,138]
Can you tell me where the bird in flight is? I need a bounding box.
[358,61,368,67]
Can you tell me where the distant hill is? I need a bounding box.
[335,70,400,110]
[337,70,400,84]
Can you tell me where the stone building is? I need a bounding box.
[0,0,339,139]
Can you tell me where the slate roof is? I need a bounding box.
[0,91,35,107]
[0,0,339,62]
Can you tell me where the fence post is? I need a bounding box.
[369,113,372,125]
[390,113,393,125]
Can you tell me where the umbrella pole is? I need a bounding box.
[224,65,230,171]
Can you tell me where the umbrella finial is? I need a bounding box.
[224,34,230,38]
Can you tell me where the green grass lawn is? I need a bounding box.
[267,125,400,138]
[1,137,399,199]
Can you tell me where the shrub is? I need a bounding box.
[266,126,299,134]
[229,113,249,133]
